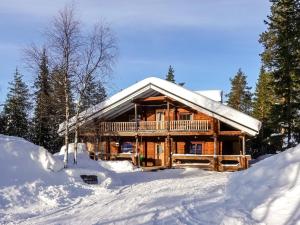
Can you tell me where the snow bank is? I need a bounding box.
[226,144,300,225]
[58,143,87,155]
[0,135,63,187]
[99,160,136,173]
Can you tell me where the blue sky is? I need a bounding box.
[0,0,270,104]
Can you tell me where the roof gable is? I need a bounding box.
[58,77,261,136]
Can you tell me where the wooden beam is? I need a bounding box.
[219,131,242,136]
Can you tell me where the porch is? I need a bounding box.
[89,151,250,172]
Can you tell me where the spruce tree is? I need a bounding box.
[48,67,74,153]
[165,65,185,86]
[32,49,54,151]
[3,68,31,138]
[259,0,300,146]
[80,78,106,111]
[226,69,253,115]
[252,67,277,153]
[165,65,175,83]
[252,67,276,120]
[0,111,5,134]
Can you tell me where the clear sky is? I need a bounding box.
[0,0,270,104]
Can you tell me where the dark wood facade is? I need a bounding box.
[79,96,250,171]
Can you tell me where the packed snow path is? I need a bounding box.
[16,169,229,225]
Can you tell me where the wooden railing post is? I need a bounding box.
[213,134,218,171]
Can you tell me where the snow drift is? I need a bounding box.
[226,144,300,225]
[0,135,63,187]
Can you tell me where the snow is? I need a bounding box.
[226,145,300,225]
[195,90,223,102]
[58,77,261,136]
[1,135,299,225]
[0,135,63,188]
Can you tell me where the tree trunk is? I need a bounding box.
[63,73,70,168]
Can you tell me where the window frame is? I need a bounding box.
[189,142,203,155]
[179,113,193,121]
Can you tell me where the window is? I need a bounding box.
[189,143,202,154]
[179,113,192,120]
[121,142,133,153]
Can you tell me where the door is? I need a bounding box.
[155,142,165,166]
[156,111,165,130]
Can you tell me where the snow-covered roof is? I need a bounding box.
[195,90,223,102]
[58,77,261,136]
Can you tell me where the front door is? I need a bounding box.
[155,142,165,166]
[156,111,165,130]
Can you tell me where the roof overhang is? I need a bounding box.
[58,77,261,136]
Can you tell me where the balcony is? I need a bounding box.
[99,120,211,133]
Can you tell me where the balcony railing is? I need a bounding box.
[99,120,210,132]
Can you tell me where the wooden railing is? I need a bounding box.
[99,120,210,132]
[172,154,251,171]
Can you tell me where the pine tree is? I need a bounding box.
[48,67,74,153]
[252,67,277,153]
[80,78,106,111]
[165,65,175,83]
[226,69,253,115]
[3,68,31,138]
[252,67,276,120]
[259,0,300,146]
[32,49,54,151]
[0,111,5,134]
[165,65,185,86]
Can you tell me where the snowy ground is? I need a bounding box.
[0,135,299,225]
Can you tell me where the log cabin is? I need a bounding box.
[58,77,261,171]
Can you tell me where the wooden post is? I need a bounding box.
[213,134,218,171]
[167,135,172,168]
[135,136,140,167]
[242,135,246,155]
[95,136,99,161]
[167,101,172,168]
[134,103,140,167]
[106,139,110,160]
[145,141,148,167]
[242,135,247,169]
[167,101,170,130]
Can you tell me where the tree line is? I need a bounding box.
[0,5,117,167]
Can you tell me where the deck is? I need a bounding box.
[90,151,250,172]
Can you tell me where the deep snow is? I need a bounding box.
[0,135,299,225]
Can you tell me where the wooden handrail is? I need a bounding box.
[99,120,210,132]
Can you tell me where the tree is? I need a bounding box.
[3,68,31,138]
[0,111,5,134]
[72,23,117,164]
[44,5,117,165]
[30,48,56,152]
[165,65,185,86]
[166,65,175,83]
[47,5,81,167]
[252,67,275,120]
[80,78,106,111]
[259,0,300,147]
[252,67,277,153]
[226,69,253,115]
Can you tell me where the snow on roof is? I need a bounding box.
[58,77,261,136]
[195,90,223,102]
